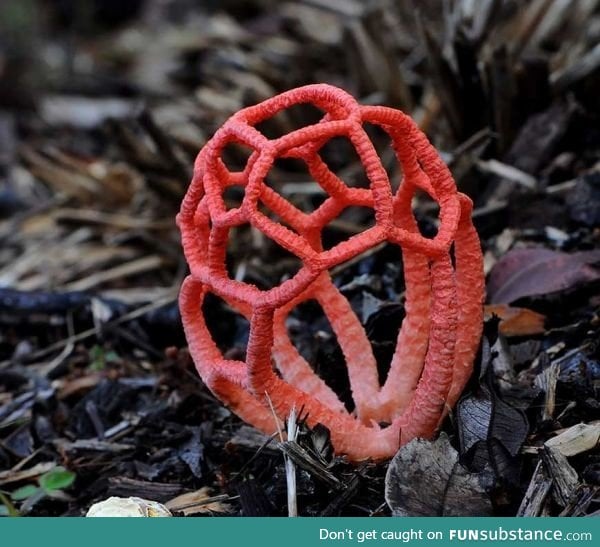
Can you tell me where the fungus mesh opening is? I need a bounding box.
[225,223,303,290]
[363,122,402,193]
[286,299,354,413]
[220,142,254,172]
[255,102,324,139]
[202,292,249,360]
[319,135,370,189]
[321,205,376,250]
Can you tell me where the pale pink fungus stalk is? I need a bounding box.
[177,84,484,462]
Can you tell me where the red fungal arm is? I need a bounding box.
[177,84,484,462]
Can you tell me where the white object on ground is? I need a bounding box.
[86,496,172,517]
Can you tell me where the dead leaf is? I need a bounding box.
[385,434,493,517]
[457,333,530,483]
[485,304,546,336]
[487,248,600,304]
[457,386,529,479]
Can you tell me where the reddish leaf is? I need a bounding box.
[484,304,546,337]
[487,248,600,304]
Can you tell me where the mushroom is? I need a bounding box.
[178,84,484,462]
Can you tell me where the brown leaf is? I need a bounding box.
[485,304,546,336]
[487,248,600,304]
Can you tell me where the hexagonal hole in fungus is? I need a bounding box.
[254,102,324,139]
[222,184,246,211]
[364,300,405,386]
[286,298,354,413]
[201,291,250,361]
[363,122,402,193]
[323,243,406,387]
[331,242,405,299]
[256,198,303,237]
[318,135,370,190]
[225,223,256,280]
[321,205,376,251]
[220,141,255,173]
[263,157,327,217]
[224,221,304,292]
[413,189,440,239]
[284,279,406,414]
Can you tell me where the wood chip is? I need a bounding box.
[477,159,538,190]
[535,362,560,421]
[63,255,166,291]
[53,208,173,230]
[0,462,56,486]
[166,487,233,516]
[278,440,341,488]
[517,461,552,516]
[545,423,600,457]
[542,445,579,507]
[559,485,599,517]
[107,477,185,503]
[552,43,600,91]
[54,439,136,453]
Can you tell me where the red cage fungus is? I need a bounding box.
[178,84,484,461]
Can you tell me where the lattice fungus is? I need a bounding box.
[178,84,484,461]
